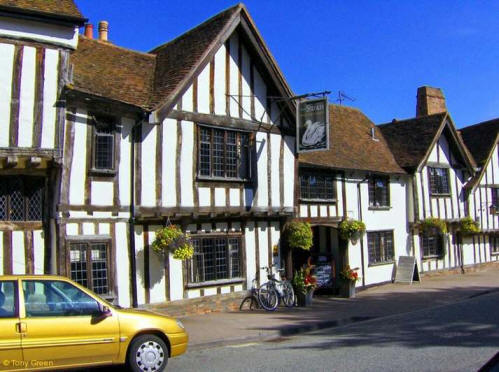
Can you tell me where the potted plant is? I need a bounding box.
[292,265,317,306]
[284,221,313,251]
[151,225,194,260]
[458,217,480,236]
[339,219,366,244]
[339,265,360,298]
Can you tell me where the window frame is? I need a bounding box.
[0,176,45,222]
[90,115,118,175]
[491,187,499,211]
[299,169,337,202]
[368,176,390,208]
[428,166,451,196]
[187,234,244,287]
[491,236,499,255]
[0,280,18,319]
[66,240,112,296]
[196,124,252,182]
[367,230,395,266]
[420,230,444,259]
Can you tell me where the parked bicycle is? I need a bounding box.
[259,266,295,309]
[239,267,294,311]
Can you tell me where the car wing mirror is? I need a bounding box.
[98,303,112,317]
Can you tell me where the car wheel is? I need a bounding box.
[127,334,168,372]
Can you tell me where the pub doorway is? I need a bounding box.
[292,225,347,293]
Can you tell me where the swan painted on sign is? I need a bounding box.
[301,120,326,148]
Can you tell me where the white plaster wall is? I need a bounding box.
[119,118,133,206]
[66,223,78,236]
[82,223,94,235]
[214,188,225,207]
[245,222,257,288]
[270,133,281,207]
[257,222,269,283]
[169,253,184,301]
[180,120,194,206]
[0,43,14,147]
[99,223,110,235]
[198,187,210,207]
[69,109,87,205]
[162,119,177,207]
[134,226,145,305]
[197,62,210,114]
[141,124,157,207]
[115,222,131,307]
[230,188,239,207]
[0,17,78,49]
[255,132,268,207]
[91,181,113,206]
[148,227,166,304]
[270,221,281,267]
[182,85,193,112]
[283,136,295,208]
[18,46,36,148]
[241,46,251,120]
[214,44,226,116]
[40,48,59,149]
[12,231,25,274]
[229,34,239,117]
[253,68,267,123]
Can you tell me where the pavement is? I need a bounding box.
[154,262,499,351]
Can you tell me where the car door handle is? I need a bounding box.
[16,322,27,333]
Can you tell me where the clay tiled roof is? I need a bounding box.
[299,105,405,174]
[0,0,84,23]
[149,4,240,109]
[460,119,499,166]
[378,113,446,171]
[70,36,156,108]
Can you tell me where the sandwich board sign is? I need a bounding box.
[394,256,420,284]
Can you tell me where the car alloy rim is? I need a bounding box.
[136,340,165,371]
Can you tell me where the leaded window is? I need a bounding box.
[0,177,44,221]
[428,167,450,195]
[300,171,336,201]
[93,116,116,171]
[491,236,499,255]
[69,242,110,295]
[420,231,443,258]
[198,126,250,180]
[491,188,499,209]
[367,231,394,265]
[188,235,242,284]
[368,176,389,207]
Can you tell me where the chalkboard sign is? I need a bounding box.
[394,256,420,284]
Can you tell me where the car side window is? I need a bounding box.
[23,280,100,317]
[0,281,18,318]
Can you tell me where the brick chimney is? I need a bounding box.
[84,23,93,39]
[98,21,109,42]
[416,86,447,117]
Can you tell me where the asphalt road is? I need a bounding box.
[168,292,499,372]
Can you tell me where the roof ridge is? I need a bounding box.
[79,35,156,58]
[378,111,447,127]
[148,3,241,54]
[460,117,499,132]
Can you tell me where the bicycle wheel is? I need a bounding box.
[239,295,259,311]
[257,282,278,311]
[281,280,295,307]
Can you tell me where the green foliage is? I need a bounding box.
[291,270,306,295]
[339,219,366,240]
[420,217,447,234]
[285,222,313,251]
[152,225,194,260]
[459,217,480,235]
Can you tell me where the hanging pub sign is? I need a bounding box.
[296,98,329,153]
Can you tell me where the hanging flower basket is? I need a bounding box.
[419,217,447,234]
[339,219,366,243]
[151,225,194,260]
[284,221,313,251]
[458,217,480,236]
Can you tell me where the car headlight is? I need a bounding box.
[176,319,185,329]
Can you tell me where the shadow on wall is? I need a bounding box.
[135,247,166,289]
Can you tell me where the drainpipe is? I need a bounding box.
[357,175,369,287]
[129,114,145,308]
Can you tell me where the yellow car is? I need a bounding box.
[0,275,188,371]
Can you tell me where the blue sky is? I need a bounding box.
[76,1,499,128]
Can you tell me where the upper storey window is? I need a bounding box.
[198,126,251,181]
[368,176,390,207]
[428,167,450,195]
[0,177,44,221]
[299,171,336,201]
[92,115,116,173]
